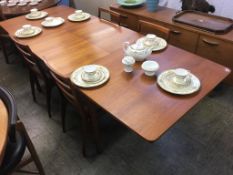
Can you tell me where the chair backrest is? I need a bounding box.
[98,7,121,25]
[0,87,17,144]
[14,41,50,81]
[138,20,170,41]
[49,70,75,105]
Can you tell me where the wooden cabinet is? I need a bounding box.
[110,4,233,85]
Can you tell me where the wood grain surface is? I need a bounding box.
[0,100,8,165]
[0,5,230,142]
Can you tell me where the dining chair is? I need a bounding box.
[0,86,45,175]
[138,20,170,41]
[98,7,121,25]
[0,27,17,64]
[50,69,102,155]
[14,41,54,118]
[49,69,78,133]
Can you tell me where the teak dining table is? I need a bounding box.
[0,100,8,165]
[0,5,230,143]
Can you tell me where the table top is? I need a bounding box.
[0,5,230,142]
[0,100,8,165]
[1,0,59,18]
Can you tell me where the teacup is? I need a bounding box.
[122,56,135,72]
[172,68,191,85]
[141,60,159,76]
[0,1,6,6]
[21,24,34,35]
[82,65,99,82]
[144,34,159,47]
[74,10,85,19]
[30,8,41,17]
[45,17,54,23]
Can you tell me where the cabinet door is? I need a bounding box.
[168,26,199,53]
[196,35,233,84]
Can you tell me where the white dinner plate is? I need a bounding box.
[41,17,65,27]
[70,65,110,88]
[15,26,42,38]
[25,11,48,20]
[157,69,201,95]
[68,13,91,22]
[137,36,167,51]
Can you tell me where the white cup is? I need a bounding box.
[22,24,33,34]
[122,56,135,72]
[0,1,6,5]
[30,8,41,17]
[172,68,191,85]
[45,17,54,23]
[74,10,84,18]
[144,34,158,47]
[141,60,159,76]
[82,65,99,81]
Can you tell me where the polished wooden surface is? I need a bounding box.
[0,100,8,164]
[1,0,59,18]
[0,6,230,141]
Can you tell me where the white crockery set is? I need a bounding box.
[15,9,91,38]
[1,0,42,7]
[122,33,201,95]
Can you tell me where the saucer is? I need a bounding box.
[157,69,201,95]
[41,17,65,27]
[7,3,16,7]
[137,37,167,51]
[68,13,91,22]
[15,26,42,38]
[70,65,110,88]
[26,11,48,20]
[18,2,27,6]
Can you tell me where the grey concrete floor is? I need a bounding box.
[1,51,233,175]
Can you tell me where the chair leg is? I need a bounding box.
[1,42,10,64]
[46,85,52,118]
[29,72,36,102]
[35,77,42,93]
[17,121,46,175]
[60,95,67,133]
[88,107,103,154]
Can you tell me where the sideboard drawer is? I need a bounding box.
[111,9,138,31]
[168,26,199,53]
[196,35,233,83]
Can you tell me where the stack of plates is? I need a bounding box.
[41,17,65,27]
[137,37,167,51]
[25,11,48,20]
[157,69,201,95]
[68,12,91,22]
[15,26,42,38]
[70,65,110,88]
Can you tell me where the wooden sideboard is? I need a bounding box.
[110,4,233,85]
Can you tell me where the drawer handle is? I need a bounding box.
[120,14,128,19]
[171,30,182,35]
[202,38,219,46]
[121,24,128,27]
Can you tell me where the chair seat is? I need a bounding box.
[0,129,27,174]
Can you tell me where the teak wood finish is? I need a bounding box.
[138,20,170,41]
[0,100,8,165]
[0,0,60,19]
[110,4,233,85]
[0,6,230,142]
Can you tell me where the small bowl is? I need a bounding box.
[141,60,159,76]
